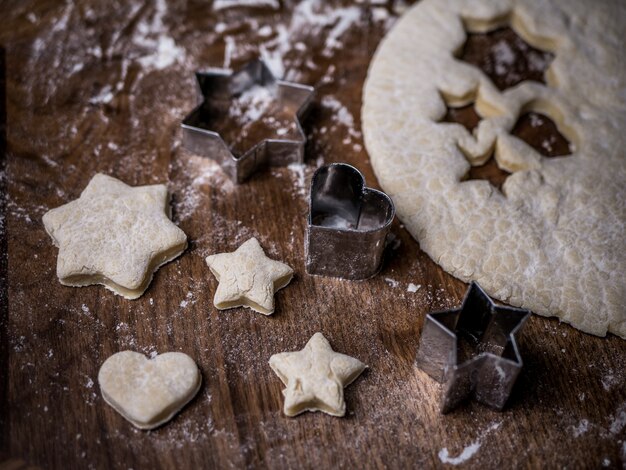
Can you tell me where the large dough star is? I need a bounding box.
[205,237,293,315]
[42,173,187,299]
[269,333,367,417]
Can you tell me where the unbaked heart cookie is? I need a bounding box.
[362,0,626,338]
[98,351,201,430]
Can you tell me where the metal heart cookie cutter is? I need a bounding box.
[416,281,530,413]
[181,59,315,183]
[305,163,395,279]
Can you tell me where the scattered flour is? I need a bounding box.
[286,163,308,197]
[317,214,354,229]
[258,25,273,37]
[89,86,114,105]
[257,0,362,78]
[609,403,626,435]
[173,155,235,222]
[137,35,182,70]
[372,7,390,22]
[492,39,516,76]
[223,36,236,68]
[320,96,361,143]
[527,50,551,72]
[529,113,544,127]
[133,0,185,71]
[438,422,502,466]
[438,442,481,465]
[179,292,194,308]
[572,419,589,437]
[229,85,276,124]
[213,0,280,10]
[71,62,84,74]
[385,277,399,288]
[215,22,227,34]
[601,373,619,391]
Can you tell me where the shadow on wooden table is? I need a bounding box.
[0,43,11,468]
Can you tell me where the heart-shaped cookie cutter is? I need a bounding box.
[305,163,395,279]
[416,282,530,413]
[181,59,315,183]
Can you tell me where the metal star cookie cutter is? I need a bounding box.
[416,281,530,413]
[305,163,395,279]
[181,59,315,183]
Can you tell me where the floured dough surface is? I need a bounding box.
[362,0,626,338]
[205,237,294,315]
[98,351,201,430]
[43,173,187,299]
[269,332,367,417]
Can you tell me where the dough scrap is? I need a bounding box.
[98,351,201,430]
[362,0,626,338]
[269,332,367,417]
[205,237,293,315]
[42,173,187,299]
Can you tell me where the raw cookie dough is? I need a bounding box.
[98,351,201,430]
[269,332,367,417]
[205,237,293,315]
[362,0,626,338]
[43,173,187,299]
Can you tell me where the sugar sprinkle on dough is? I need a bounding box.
[205,237,294,315]
[269,332,367,417]
[42,173,187,300]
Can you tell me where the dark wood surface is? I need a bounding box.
[1,1,625,469]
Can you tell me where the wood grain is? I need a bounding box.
[1,1,625,469]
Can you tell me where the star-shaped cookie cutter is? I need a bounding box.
[416,282,530,413]
[181,59,314,183]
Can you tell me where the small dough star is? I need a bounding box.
[269,332,367,417]
[43,174,187,299]
[205,238,293,315]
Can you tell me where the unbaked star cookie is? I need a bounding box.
[98,351,201,430]
[205,237,293,315]
[43,173,187,299]
[269,333,367,417]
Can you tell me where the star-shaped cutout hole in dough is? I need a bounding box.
[442,101,512,191]
[43,174,187,299]
[443,100,572,191]
[269,332,367,417]
[511,111,572,157]
[442,101,482,133]
[205,237,293,315]
[459,26,554,91]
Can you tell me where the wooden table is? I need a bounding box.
[1,1,624,468]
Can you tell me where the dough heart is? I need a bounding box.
[98,351,201,430]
